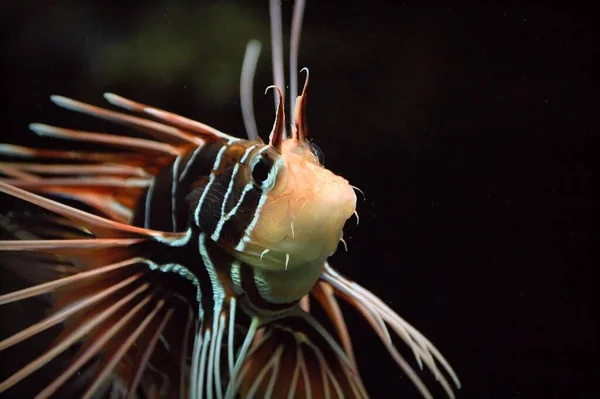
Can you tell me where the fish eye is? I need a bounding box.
[310,142,325,165]
[250,151,277,189]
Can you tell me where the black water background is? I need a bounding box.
[0,1,593,398]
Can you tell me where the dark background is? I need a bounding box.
[1,1,593,398]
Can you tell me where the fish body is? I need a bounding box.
[0,1,460,398]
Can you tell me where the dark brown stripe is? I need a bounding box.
[217,184,262,247]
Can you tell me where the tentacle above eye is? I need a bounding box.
[266,85,286,151]
[292,67,310,142]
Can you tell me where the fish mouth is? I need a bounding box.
[232,181,357,272]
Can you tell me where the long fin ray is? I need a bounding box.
[0,238,144,251]
[34,290,156,398]
[0,257,145,305]
[50,95,202,145]
[322,263,461,399]
[0,162,149,177]
[0,273,144,353]
[0,177,151,189]
[103,93,235,142]
[0,282,150,394]
[80,299,166,399]
[236,309,366,399]
[126,307,175,397]
[28,123,182,156]
[0,181,189,242]
[0,144,174,171]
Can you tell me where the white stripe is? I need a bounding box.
[154,227,192,247]
[146,259,203,319]
[211,183,253,242]
[179,136,233,183]
[199,233,225,310]
[193,143,229,226]
[211,163,240,241]
[234,189,268,251]
[210,144,259,241]
[229,261,243,296]
[222,146,270,247]
[221,163,241,217]
[171,155,182,231]
[179,144,203,182]
[240,143,260,163]
[213,142,229,170]
[143,176,155,229]
[198,232,229,398]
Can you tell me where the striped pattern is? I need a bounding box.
[180,142,265,246]
[134,138,298,318]
[136,138,268,246]
[174,230,299,319]
[0,0,461,392]
[133,140,224,232]
[0,88,305,398]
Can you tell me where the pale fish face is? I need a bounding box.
[236,138,357,271]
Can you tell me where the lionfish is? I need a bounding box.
[0,1,460,398]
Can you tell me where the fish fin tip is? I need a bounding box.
[28,123,50,136]
[49,94,68,106]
